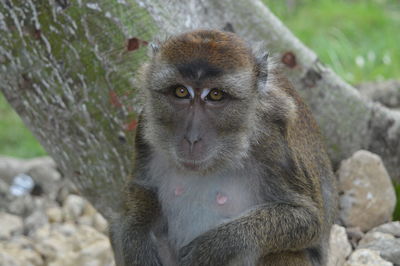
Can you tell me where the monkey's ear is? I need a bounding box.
[148,40,161,57]
[252,42,269,93]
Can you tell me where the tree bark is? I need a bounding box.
[1,0,399,219]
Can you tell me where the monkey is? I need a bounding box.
[109,29,337,266]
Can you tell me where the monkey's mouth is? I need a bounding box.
[178,157,210,171]
[174,150,216,171]
[182,160,200,170]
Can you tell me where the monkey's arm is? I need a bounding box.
[179,196,322,266]
[109,182,162,266]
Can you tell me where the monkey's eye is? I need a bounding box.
[174,86,190,99]
[207,88,225,101]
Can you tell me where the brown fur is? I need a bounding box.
[160,30,253,70]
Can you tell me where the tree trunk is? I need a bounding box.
[1,0,399,219]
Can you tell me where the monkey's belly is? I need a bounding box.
[156,174,260,251]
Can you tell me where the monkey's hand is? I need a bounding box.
[178,228,233,266]
[178,200,322,266]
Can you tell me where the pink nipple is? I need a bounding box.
[174,186,184,196]
[216,192,228,205]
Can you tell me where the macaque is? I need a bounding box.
[110,29,337,266]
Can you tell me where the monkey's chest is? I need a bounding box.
[156,174,259,250]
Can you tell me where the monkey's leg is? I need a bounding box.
[178,199,323,266]
[109,183,162,266]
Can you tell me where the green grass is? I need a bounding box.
[394,183,400,220]
[0,95,46,158]
[263,0,400,84]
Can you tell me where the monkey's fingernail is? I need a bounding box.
[216,192,228,205]
[174,186,184,196]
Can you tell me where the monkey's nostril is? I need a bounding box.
[184,136,202,154]
[184,136,201,145]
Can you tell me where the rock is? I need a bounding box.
[0,156,63,201]
[357,235,400,264]
[56,179,79,204]
[83,201,98,217]
[327,224,352,266]
[0,212,23,239]
[76,202,109,231]
[0,236,44,266]
[46,207,63,223]
[77,215,94,227]
[62,194,88,221]
[93,213,108,234]
[49,238,115,266]
[0,156,56,185]
[344,248,393,266]
[356,80,400,108]
[337,150,396,231]
[32,223,114,266]
[0,179,9,198]
[76,239,115,266]
[8,194,56,218]
[24,210,49,235]
[26,163,61,200]
[0,179,11,211]
[359,232,395,246]
[347,227,365,248]
[7,194,36,217]
[370,222,400,237]
[32,224,77,262]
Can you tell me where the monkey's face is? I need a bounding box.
[141,30,262,173]
[143,63,258,173]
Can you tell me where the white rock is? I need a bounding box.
[0,236,44,266]
[7,194,55,217]
[370,222,400,237]
[83,202,98,217]
[357,235,400,264]
[93,213,108,234]
[32,223,114,265]
[73,239,114,266]
[337,150,396,231]
[32,224,76,261]
[344,248,393,266]
[25,210,49,235]
[46,207,63,223]
[78,215,94,227]
[0,212,23,239]
[47,238,115,266]
[359,232,395,246]
[0,156,56,184]
[62,194,88,221]
[327,224,352,266]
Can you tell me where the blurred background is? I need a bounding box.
[1,0,399,158]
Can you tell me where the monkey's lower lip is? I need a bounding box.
[182,160,201,170]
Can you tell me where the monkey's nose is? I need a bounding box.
[184,135,202,153]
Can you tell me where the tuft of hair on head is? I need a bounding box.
[147,31,171,58]
[252,42,270,94]
[148,40,161,57]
